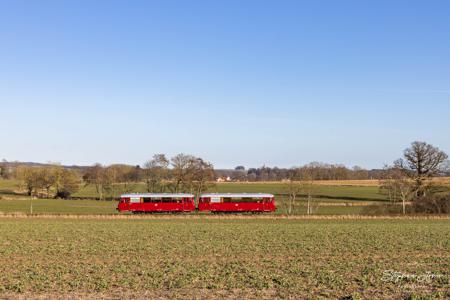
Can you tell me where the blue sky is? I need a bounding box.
[1,0,449,169]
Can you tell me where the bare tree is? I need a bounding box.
[40,166,57,198]
[105,164,133,197]
[189,157,215,201]
[441,160,450,176]
[395,141,448,196]
[170,154,195,193]
[379,165,400,204]
[15,166,42,213]
[15,164,81,199]
[352,166,369,180]
[167,154,215,197]
[143,154,169,193]
[298,166,316,215]
[82,164,113,200]
[54,167,81,199]
[283,166,316,215]
[285,169,302,215]
[396,176,415,215]
[380,166,418,214]
[15,166,43,196]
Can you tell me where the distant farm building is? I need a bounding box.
[216,176,232,182]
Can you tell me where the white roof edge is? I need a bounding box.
[121,193,194,198]
[200,193,274,197]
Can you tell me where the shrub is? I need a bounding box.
[412,195,449,214]
[55,190,72,199]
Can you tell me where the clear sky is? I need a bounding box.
[1,0,449,169]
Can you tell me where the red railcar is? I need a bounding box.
[117,193,195,213]
[198,193,276,213]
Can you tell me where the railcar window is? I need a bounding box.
[130,197,141,203]
[222,197,264,203]
[162,197,179,203]
[143,197,160,203]
[142,197,184,203]
[210,197,221,203]
[144,197,167,203]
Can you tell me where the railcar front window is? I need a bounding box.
[130,197,141,203]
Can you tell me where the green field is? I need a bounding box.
[0,198,118,214]
[0,179,386,201]
[0,179,385,215]
[72,182,387,202]
[0,198,369,215]
[0,218,448,298]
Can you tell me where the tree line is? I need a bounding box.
[13,164,81,199]
[0,154,215,200]
[1,158,383,194]
[82,154,215,200]
[218,163,376,182]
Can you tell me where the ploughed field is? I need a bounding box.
[0,218,448,299]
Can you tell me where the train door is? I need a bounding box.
[210,196,221,211]
[266,197,275,211]
[198,197,210,211]
[129,196,142,212]
[184,197,194,211]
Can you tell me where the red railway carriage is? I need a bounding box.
[198,193,276,213]
[117,193,195,213]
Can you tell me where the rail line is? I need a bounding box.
[0,212,448,220]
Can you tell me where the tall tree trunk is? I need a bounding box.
[402,192,406,215]
[307,194,311,215]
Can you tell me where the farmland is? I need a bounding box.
[1,178,449,215]
[0,217,448,299]
[0,179,388,215]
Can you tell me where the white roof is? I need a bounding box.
[121,193,194,198]
[200,193,274,198]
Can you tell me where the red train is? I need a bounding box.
[117,193,276,213]
[117,194,195,213]
[198,193,276,213]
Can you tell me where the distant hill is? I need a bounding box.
[0,161,90,171]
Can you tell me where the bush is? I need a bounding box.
[361,204,410,215]
[412,195,449,214]
[55,190,72,199]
